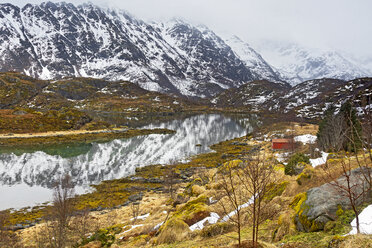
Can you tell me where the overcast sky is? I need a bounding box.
[8,0,372,59]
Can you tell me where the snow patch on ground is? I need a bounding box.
[275,152,290,163]
[189,212,220,231]
[294,134,317,145]
[131,213,150,221]
[221,195,255,222]
[348,204,372,235]
[153,221,164,231]
[120,224,144,235]
[310,152,329,167]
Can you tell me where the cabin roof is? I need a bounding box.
[272,138,293,143]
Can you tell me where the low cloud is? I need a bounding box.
[10,0,372,59]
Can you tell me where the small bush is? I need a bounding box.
[285,153,310,175]
[156,217,190,244]
[76,225,122,247]
[296,168,314,185]
[200,222,234,237]
[191,185,205,196]
[272,211,296,241]
[173,195,210,225]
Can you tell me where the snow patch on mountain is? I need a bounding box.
[255,41,371,85]
[222,35,281,82]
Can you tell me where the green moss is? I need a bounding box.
[156,217,190,244]
[290,192,317,232]
[172,195,209,225]
[264,181,289,201]
[281,231,333,248]
[184,178,205,196]
[296,171,312,185]
[75,224,123,247]
[336,205,344,217]
[290,192,307,213]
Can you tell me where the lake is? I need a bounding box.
[0,114,258,210]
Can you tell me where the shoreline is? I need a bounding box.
[0,128,175,147]
[0,128,128,139]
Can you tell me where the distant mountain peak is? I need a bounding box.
[255,40,371,85]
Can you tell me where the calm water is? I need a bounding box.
[0,114,257,210]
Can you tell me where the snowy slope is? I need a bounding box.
[256,41,371,85]
[213,77,372,119]
[222,35,281,82]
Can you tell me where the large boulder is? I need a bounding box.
[293,167,372,232]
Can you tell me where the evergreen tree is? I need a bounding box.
[317,101,362,152]
[339,100,363,152]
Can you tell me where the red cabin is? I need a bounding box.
[272,139,294,150]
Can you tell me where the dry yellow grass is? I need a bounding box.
[340,234,372,248]
[0,128,125,139]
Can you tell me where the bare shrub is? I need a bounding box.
[130,202,141,224]
[216,161,246,247]
[35,174,75,248]
[164,165,178,200]
[216,154,278,248]
[323,155,370,234]
[70,209,100,243]
[238,154,278,248]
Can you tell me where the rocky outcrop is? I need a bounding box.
[293,167,372,232]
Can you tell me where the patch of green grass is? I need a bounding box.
[75,224,123,247]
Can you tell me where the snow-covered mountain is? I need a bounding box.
[0,2,370,97]
[222,35,282,83]
[255,41,371,85]
[0,2,283,97]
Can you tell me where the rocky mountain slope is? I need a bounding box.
[0,2,283,97]
[1,72,371,122]
[212,80,290,112]
[213,77,372,118]
[0,71,211,135]
[0,72,201,114]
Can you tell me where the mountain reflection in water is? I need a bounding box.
[0,114,256,209]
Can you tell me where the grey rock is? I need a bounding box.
[231,141,248,146]
[295,167,372,232]
[13,110,28,115]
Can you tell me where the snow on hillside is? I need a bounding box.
[255,41,371,85]
[222,35,280,82]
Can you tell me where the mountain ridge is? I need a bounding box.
[0,1,371,97]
